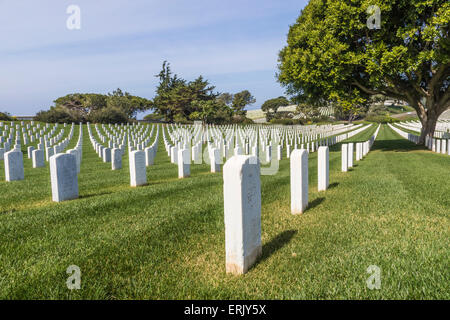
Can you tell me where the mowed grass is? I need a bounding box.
[0,124,448,299]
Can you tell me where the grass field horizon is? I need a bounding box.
[0,124,448,299]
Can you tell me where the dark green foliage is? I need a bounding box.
[35,106,82,123]
[36,89,152,123]
[0,111,13,121]
[88,107,128,124]
[152,62,255,123]
[365,115,399,123]
[278,0,450,143]
[269,118,304,125]
[261,96,290,121]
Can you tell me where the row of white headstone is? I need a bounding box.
[341,125,381,172]
[388,123,450,156]
[2,123,78,182]
[162,123,374,176]
[223,124,382,274]
[396,120,450,139]
[223,146,331,274]
[1,122,68,157]
[49,124,83,202]
[87,123,160,186]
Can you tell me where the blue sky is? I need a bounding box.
[0,0,308,118]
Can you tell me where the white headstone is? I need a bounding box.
[318,146,329,191]
[66,149,80,173]
[4,150,24,181]
[223,155,262,275]
[178,148,190,178]
[341,144,348,172]
[356,143,362,161]
[347,143,354,168]
[49,153,78,202]
[290,149,308,214]
[103,147,111,163]
[112,148,122,170]
[46,147,54,161]
[145,147,155,166]
[210,148,221,173]
[27,146,35,159]
[129,150,146,187]
[32,149,45,168]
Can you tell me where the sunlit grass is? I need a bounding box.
[0,124,448,299]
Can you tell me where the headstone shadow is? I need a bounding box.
[253,230,297,269]
[328,182,339,189]
[306,197,325,211]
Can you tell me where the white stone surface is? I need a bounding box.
[290,149,308,214]
[223,155,262,275]
[348,143,354,168]
[32,149,45,168]
[66,149,80,173]
[46,147,54,161]
[4,150,24,181]
[27,146,35,159]
[265,145,272,163]
[171,146,178,164]
[129,150,146,187]
[145,147,155,166]
[178,148,191,178]
[318,146,329,191]
[112,148,122,170]
[356,143,362,161]
[103,147,111,163]
[50,153,78,202]
[210,148,221,172]
[341,144,348,172]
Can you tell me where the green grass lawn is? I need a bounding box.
[0,124,448,299]
[386,104,416,114]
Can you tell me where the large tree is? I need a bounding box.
[152,61,218,122]
[231,90,256,117]
[278,0,449,143]
[38,90,152,123]
[261,96,290,120]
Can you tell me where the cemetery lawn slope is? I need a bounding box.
[0,124,448,299]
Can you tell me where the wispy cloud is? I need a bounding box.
[0,0,307,116]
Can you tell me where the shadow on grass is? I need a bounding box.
[254,230,297,269]
[306,197,325,211]
[328,182,339,189]
[372,139,426,152]
[79,191,117,199]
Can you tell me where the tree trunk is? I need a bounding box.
[418,111,438,145]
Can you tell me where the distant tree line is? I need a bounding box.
[35,61,257,124]
[0,111,13,121]
[35,89,152,124]
[146,61,255,124]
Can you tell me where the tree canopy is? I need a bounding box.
[0,111,13,121]
[278,0,449,143]
[36,89,152,123]
[261,96,290,121]
[149,61,255,123]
